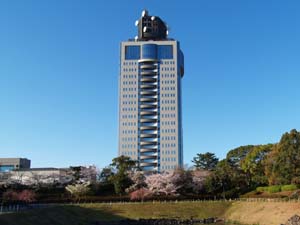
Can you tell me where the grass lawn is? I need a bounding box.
[0,201,232,225]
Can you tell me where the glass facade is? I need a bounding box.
[142,44,157,59]
[126,44,173,61]
[125,46,140,60]
[158,45,173,59]
[0,165,15,172]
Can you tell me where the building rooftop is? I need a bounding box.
[135,10,169,42]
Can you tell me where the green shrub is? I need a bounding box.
[281,184,298,192]
[267,185,281,193]
[256,186,268,192]
[256,186,282,193]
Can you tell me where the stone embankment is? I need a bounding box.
[282,215,300,225]
[91,217,223,225]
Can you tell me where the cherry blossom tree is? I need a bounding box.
[145,172,180,196]
[65,182,91,201]
[18,190,36,203]
[126,171,146,193]
[192,169,211,194]
[129,188,151,201]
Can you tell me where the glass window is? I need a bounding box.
[125,46,140,60]
[142,44,157,59]
[158,45,173,59]
[0,165,15,172]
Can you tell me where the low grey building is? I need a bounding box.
[0,158,31,172]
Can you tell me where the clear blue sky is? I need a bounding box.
[1,0,300,168]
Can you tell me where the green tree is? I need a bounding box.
[108,155,137,195]
[265,129,300,185]
[226,145,255,168]
[241,144,273,186]
[192,152,219,170]
[205,159,248,198]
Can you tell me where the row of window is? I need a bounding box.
[122,94,137,98]
[121,118,175,125]
[161,61,175,65]
[161,73,176,78]
[122,107,137,112]
[161,157,177,162]
[161,129,176,133]
[120,151,177,158]
[162,143,176,148]
[162,80,176,84]
[161,67,175,71]
[161,100,176,104]
[123,62,137,66]
[162,150,177,155]
[123,74,137,79]
[161,165,177,170]
[123,67,175,72]
[162,93,176,97]
[122,101,137,105]
[121,144,137,149]
[161,121,176,126]
[122,99,176,105]
[122,87,175,92]
[122,138,175,143]
[122,68,137,72]
[161,113,176,118]
[122,88,137,92]
[123,61,174,66]
[162,87,176,91]
[122,137,137,142]
[121,151,137,155]
[161,136,176,141]
[122,74,174,80]
[122,130,137,134]
[122,122,137,126]
[122,114,136,119]
[123,81,137,85]
[122,107,176,112]
[162,106,176,111]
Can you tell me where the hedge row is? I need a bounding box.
[256,184,299,193]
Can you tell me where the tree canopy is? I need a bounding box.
[192,152,219,170]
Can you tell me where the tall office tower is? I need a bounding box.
[119,10,184,172]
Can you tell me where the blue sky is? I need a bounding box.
[0,0,300,168]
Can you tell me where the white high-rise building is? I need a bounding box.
[118,10,184,172]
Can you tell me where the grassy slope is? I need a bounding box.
[0,202,232,225]
[226,201,300,225]
[2,201,299,225]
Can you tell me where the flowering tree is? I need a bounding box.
[145,172,180,196]
[3,190,19,202]
[79,166,97,183]
[191,169,210,194]
[65,182,91,201]
[129,188,151,201]
[3,190,36,203]
[126,171,146,193]
[17,190,36,203]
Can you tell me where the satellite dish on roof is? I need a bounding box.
[151,16,155,21]
[135,20,139,26]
